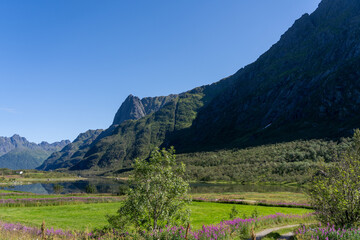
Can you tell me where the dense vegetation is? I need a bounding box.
[307,129,360,227]
[178,138,352,183]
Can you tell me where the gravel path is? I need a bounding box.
[250,224,299,240]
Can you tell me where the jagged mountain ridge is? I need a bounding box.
[41,0,360,172]
[0,135,70,169]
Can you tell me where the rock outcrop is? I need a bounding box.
[112,94,177,125]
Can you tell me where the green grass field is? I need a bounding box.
[0,201,312,231]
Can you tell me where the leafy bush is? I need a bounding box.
[307,129,360,227]
[85,184,96,194]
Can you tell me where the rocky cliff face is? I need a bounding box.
[112,94,177,125]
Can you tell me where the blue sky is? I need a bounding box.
[0,0,321,143]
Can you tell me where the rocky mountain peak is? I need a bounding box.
[10,134,27,144]
[112,94,146,125]
[112,94,177,125]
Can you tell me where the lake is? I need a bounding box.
[0,178,303,194]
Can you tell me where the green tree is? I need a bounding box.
[307,129,360,227]
[108,147,191,232]
[85,184,96,194]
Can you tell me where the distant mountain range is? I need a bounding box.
[0,135,69,169]
[39,0,360,178]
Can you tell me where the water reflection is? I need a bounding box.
[1,179,303,195]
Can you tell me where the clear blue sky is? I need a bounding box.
[0,0,321,143]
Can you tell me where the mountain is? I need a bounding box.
[0,135,70,169]
[40,0,360,177]
[180,0,360,150]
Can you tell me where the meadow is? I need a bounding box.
[0,201,312,231]
[0,188,315,239]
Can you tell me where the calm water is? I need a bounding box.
[0,179,303,195]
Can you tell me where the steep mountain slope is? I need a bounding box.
[0,135,70,169]
[43,0,360,173]
[176,0,360,150]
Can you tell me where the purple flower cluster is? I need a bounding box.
[295,223,360,240]
[159,224,230,240]
[0,221,74,238]
[153,213,314,240]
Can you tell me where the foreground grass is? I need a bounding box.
[0,201,313,231]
